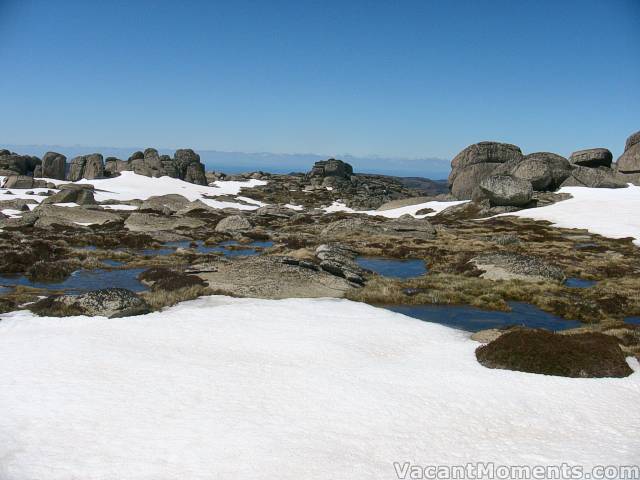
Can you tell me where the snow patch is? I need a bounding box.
[0,297,638,478]
[499,184,640,245]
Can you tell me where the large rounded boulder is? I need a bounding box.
[448,142,523,200]
[618,130,640,173]
[569,148,612,168]
[478,174,533,207]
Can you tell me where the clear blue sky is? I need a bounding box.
[1,0,638,162]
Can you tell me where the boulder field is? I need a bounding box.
[448,130,640,206]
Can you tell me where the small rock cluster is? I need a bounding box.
[0,147,208,185]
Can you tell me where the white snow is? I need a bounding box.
[323,199,468,218]
[0,297,638,479]
[102,204,139,211]
[1,209,22,218]
[0,171,268,211]
[285,203,304,211]
[499,184,640,245]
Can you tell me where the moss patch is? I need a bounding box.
[476,329,632,378]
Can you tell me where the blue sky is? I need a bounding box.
[1,0,638,171]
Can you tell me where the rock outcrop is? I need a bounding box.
[40,152,67,179]
[67,154,105,181]
[448,142,523,199]
[0,151,41,176]
[617,130,640,174]
[308,158,354,179]
[112,148,207,185]
[32,288,150,318]
[495,152,571,191]
[561,166,627,189]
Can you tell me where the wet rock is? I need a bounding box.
[476,329,632,378]
[448,142,523,199]
[215,214,252,234]
[478,175,533,207]
[41,152,67,179]
[471,253,565,282]
[32,288,150,318]
[569,148,612,168]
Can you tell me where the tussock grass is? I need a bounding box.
[141,285,214,310]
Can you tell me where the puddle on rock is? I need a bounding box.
[355,257,427,279]
[384,302,582,332]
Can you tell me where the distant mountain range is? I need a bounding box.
[2,144,451,180]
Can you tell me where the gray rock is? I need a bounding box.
[479,175,533,206]
[617,143,640,173]
[2,175,34,189]
[55,288,149,318]
[471,253,565,282]
[215,215,252,234]
[42,188,97,205]
[315,244,365,284]
[140,194,192,214]
[308,158,353,178]
[497,152,571,191]
[448,142,523,199]
[0,154,33,175]
[569,148,612,168]
[625,130,640,151]
[124,212,205,232]
[67,154,105,181]
[560,166,627,189]
[104,157,128,176]
[33,204,121,228]
[41,152,67,179]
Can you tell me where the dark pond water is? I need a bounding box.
[565,278,597,288]
[356,257,427,279]
[142,240,274,257]
[385,302,583,332]
[626,317,640,326]
[0,268,146,294]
